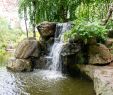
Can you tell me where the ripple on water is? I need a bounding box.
[38,70,66,80]
[0,67,95,95]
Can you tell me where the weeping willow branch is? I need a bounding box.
[32,0,36,38]
[24,6,28,38]
[103,3,113,25]
[19,0,113,25]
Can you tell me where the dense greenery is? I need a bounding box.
[19,0,112,23]
[18,0,113,40]
[18,0,82,23]
[63,0,113,43]
[64,20,107,42]
[1,0,113,56]
[0,17,40,56]
[75,1,112,21]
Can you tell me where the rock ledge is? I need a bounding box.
[76,64,113,95]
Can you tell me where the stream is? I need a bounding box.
[0,54,95,95]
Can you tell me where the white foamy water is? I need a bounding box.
[49,42,64,71]
[48,22,72,71]
[40,70,65,80]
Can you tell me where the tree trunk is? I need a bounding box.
[103,3,113,25]
[24,6,28,38]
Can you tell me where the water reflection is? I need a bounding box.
[0,67,95,95]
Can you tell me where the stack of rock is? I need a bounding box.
[7,21,57,72]
[37,21,56,54]
[7,37,41,72]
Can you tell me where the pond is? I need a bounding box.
[0,54,95,95]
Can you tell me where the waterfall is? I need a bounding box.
[48,22,72,71]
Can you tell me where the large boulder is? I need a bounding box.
[61,43,85,69]
[75,64,113,95]
[37,21,56,39]
[15,37,41,59]
[61,43,81,56]
[88,43,113,65]
[7,59,32,72]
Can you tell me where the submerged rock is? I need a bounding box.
[37,21,56,39]
[15,37,41,59]
[7,59,32,72]
[88,43,113,65]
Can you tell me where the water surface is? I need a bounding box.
[0,54,95,95]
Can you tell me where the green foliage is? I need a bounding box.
[105,20,113,29]
[0,17,40,53]
[18,0,82,23]
[18,0,113,44]
[64,20,107,42]
[75,1,112,21]
[18,0,112,24]
[0,17,26,55]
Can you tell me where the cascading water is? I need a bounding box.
[48,22,72,71]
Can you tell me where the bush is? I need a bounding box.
[64,20,107,43]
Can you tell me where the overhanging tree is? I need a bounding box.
[18,0,82,23]
[18,0,113,37]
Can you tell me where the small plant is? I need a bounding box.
[64,20,107,43]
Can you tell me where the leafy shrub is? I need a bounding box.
[64,20,107,43]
